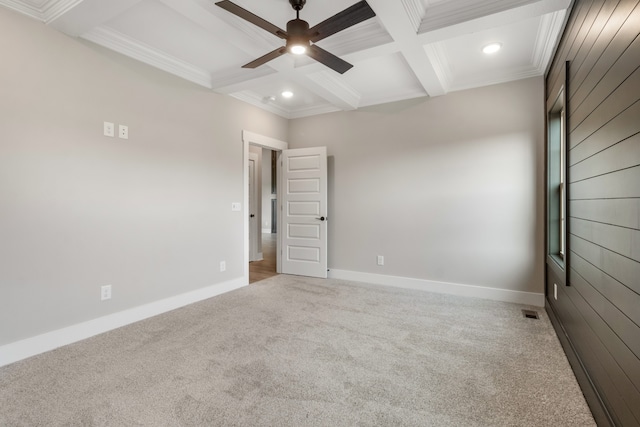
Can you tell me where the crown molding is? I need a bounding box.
[401,0,426,33]
[0,0,42,19]
[0,0,82,22]
[81,26,212,88]
[42,0,81,23]
[531,9,566,74]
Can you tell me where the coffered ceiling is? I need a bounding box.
[1,0,571,118]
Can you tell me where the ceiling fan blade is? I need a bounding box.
[308,0,376,43]
[215,1,287,39]
[242,47,287,69]
[307,45,353,74]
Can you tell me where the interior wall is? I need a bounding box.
[545,0,640,425]
[288,77,545,295]
[0,7,288,346]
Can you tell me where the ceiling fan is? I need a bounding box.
[215,0,376,74]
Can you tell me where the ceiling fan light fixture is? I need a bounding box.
[482,42,502,54]
[286,19,310,55]
[289,42,308,55]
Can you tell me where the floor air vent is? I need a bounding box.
[522,309,539,319]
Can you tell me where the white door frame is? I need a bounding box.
[242,130,288,283]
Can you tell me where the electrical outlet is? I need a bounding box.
[118,125,128,139]
[101,285,112,301]
[554,283,558,300]
[377,255,384,266]
[103,122,114,137]
[220,261,226,272]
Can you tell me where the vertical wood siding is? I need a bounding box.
[546,0,640,426]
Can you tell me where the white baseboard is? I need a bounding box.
[0,277,247,368]
[328,269,544,307]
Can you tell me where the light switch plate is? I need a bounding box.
[231,203,241,211]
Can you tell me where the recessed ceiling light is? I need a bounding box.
[482,43,502,54]
[281,91,294,98]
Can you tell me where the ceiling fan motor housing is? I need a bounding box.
[286,18,310,52]
[289,0,306,11]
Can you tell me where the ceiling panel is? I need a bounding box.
[342,52,427,107]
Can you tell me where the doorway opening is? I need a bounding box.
[249,147,279,284]
[242,131,288,285]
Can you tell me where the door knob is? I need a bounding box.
[250,214,255,218]
[316,216,326,221]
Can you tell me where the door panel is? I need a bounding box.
[281,147,327,278]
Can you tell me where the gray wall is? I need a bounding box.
[545,0,640,425]
[288,77,545,294]
[0,7,287,346]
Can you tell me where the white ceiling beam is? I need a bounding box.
[48,0,144,36]
[366,0,446,97]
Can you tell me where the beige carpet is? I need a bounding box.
[0,275,595,426]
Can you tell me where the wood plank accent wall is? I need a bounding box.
[546,0,640,426]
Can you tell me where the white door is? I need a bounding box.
[248,153,259,262]
[281,147,328,278]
